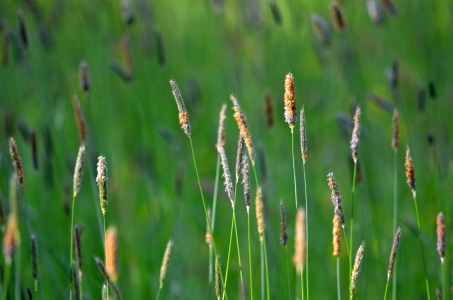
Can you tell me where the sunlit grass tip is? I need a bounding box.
[284,73,298,128]
[96,156,108,215]
[9,137,25,189]
[293,207,306,273]
[327,172,345,227]
[404,146,416,198]
[387,227,401,280]
[437,212,446,264]
[105,225,118,283]
[170,79,191,137]
[73,143,86,197]
[391,109,399,151]
[279,201,288,246]
[242,155,250,213]
[215,254,223,300]
[216,104,227,150]
[255,187,265,244]
[333,214,341,256]
[350,106,361,163]
[300,107,307,164]
[235,135,245,183]
[231,95,255,165]
[351,241,365,299]
[218,146,234,207]
[73,95,87,143]
[330,2,346,31]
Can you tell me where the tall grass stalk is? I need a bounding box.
[189,137,227,299]
[302,162,309,300]
[349,162,357,299]
[1,261,11,300]
[251,165,269,300]
[69,194,76,300]
[413,194,431,300]
[337,257,341,300]
[284,248,291,300]
[392,150,397,300]
[247,211,254,300]
[209,154,221,300]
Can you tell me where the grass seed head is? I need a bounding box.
[405,146,416,198]
[255,187,265,243]
[392,109,400,151]
[96,156,108,214]
[269,2,282,25]
[350,106,361,163]
[279,201,288,246]
[242,155,250,212]
[216,104,227,149]
[159,239,173,288]
[120,1,135,25]
[387,227,401,280]
[351,241,365,299]
[3,214,17,265]
[437,212,446,264]
[231,95,255,165]
[333,214,341,256]
[9,137,24,189]
[436,288,443,300]
[310,13,331,43]
[31,234,38,287]
[72,260,80,300]
[205,208,212,244]
[122,34,134,79]
[105,225,118,283]
[73,95,87,143]
[293,207,306,274]
[95,257,123,300]
[300,107,307,164]
[170,80,191,137]
[219,146,234,206]
[327,172,345,227]
[78,61,91,91]
[73,143,86,197]
[284,73,298,128]
[235,135,245,183]
[265,93,273,128]
[215,254,223,299]
[330,2,346,31]
[74,225,83,277]
[30,129,38,170]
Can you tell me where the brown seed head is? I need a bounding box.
[405,146,416,198]
[73,143,86,197]
[242,155,250,212]
[219,146,234,206]
[73,95,87,143]
[94,257,122,300]
[333,214,341,256]
[216,104,227,149]
[72,260,80,300]
[3,214,17,264]
[17,10,28,50]
[159,240,173,288]
[387,227,401,280]
[170,80,191,137]
[293,207,306,274]
[351,241,365,299]
[330,2,346,31]
[9,137,24,189]
[78,61,91,91]
[30,129,38,170]
[437,212,446,264]
[284,73,298,128]
[231,95,255,165]
[31,234,38,286]
[105,225,118,283]
[279,201,288,246]
[381,0,397,16]
[300,107,307,164]
[255,187,265,244]
[265,93,273,128]
[350,107,361,163]
[74,225,83,277]
[391,109,399,151]
[327,172,345,227]
[367,0,384,24]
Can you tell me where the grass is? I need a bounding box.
[0,0,452,298]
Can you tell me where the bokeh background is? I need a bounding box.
[0,0,452,299]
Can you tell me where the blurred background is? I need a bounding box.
[0,0,452,298]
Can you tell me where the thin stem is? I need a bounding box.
[156,287,162,300]
[263,233,270,300]
[413,195,431,300]
[260,243,264,300]
[1,261,11,300]
[349,162,357,300]
[248,212,254,300]
[69,195,76,300]
[384,280,389,300]
[442,263,446,300]
[337,257,341,300]
[14,244,20,300]
[103,214,108,300]
[232,205,245,298]
[342,227,350,264]
[392,150,397,300]
[291,128,298,209]
[284,248,291,300]
[209,154,221,300]
[189,137,226,299]
[302,163,309,300]
[222,211,235,300]
[301,267,304,300]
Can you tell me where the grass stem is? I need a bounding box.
[248,212,254,300]
[1,261,11,300]
[303,162,309,300]
[349,162,357,299]
[392,150,397,300]
[337,257,341,300]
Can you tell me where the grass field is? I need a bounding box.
[1,0,453,299]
